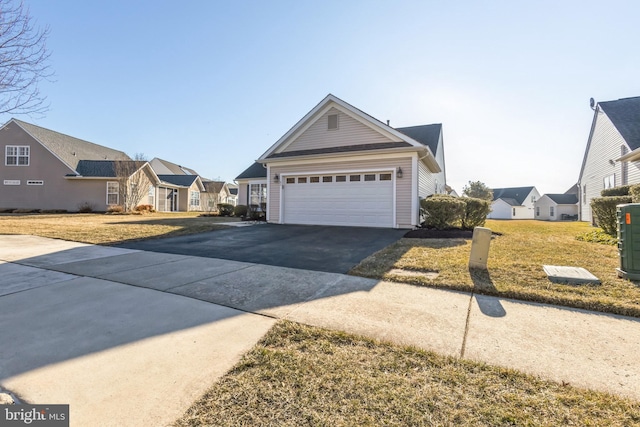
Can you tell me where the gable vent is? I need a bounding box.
[328,114,338,130]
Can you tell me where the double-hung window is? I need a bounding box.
[190,191,200,208]
[249,183,267,210]
[107,182,119,205]
[5,145,30,166]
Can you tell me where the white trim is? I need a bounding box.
[106,181,119,205]
[4,145,30,166]
[279,167,396,228]
[3,180,20,185]
[411,153,419,226]
[265,151,416,167]
[266,164,271,222]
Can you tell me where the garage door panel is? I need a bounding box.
[282,172,394,227]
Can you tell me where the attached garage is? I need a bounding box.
[281,171,394,227]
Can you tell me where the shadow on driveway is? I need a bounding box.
[115,223,407,274]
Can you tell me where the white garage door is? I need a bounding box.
[282,171,394,227]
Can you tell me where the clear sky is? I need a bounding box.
[10,0,640,195]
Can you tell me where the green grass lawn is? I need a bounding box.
[350,220,640,318]
[174,321,640,426]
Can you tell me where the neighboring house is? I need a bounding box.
[201,180,232,210]
[149,157,210,212]
[487,186,540,219]
[227,183,238,206]
[0,119,157,212]
[235,94,447,228]
[535,194,579,221]
[578,96,640,223]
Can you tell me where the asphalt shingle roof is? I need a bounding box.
[598,96,640,150]
[396,124,442,155]
[75,160,145,177]
[13,119,129,172]
[236,162,267,180]
[158,174,199,187]
[491,187,535,206]
[546,194,579,205]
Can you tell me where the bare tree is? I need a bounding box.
[0,0,52,116]
[114,154,152,212]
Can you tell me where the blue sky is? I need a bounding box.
[11,0,640,194]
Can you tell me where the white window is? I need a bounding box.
[148,186,155,207]
[107,182,119,205]
[5,145,30,166]
[190,191,200,207]
[603,174,615,189]
[550,206,555,217]
[249,183,267,209]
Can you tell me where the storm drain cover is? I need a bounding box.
[542,265,601,285]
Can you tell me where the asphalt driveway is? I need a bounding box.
[117,224,407,273]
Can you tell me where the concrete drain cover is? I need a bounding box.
[543,265,600,285]
[388,269,439,279]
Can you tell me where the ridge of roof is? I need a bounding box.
[545,193,579,204]
[11,119,129,172]
[396,124,442,156]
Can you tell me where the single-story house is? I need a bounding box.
[535,194,579,221]
[235,94,447,228]
[201,180,233,210]
[227,183,238,206]
[578,96,640,222]
[487,186,540,219]
[0,119,158,212]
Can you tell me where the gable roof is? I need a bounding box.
[157,174,200,187]
[202,180,228,194]
[10,119,130,173]
[236,162,267,180]
[545,194,578,205]
[150,158,200,176]
[598,97,640,150]
[491,187,536,205]
[257,94,441,172]
[396,124,442,156]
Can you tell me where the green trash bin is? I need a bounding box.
[616,203,640,280]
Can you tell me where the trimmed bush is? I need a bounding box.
[630,185,640,203]
[77,202,95,213]
[217,203,234,217]
[461,197,491,230]
[233,205,248,217]
[590,196,632,235]
[420,195,465,230]
[601,185,631,197]
[41,209,68,214]
[12,209,40,213]
[135,204,155,213]
[106,205,124,214]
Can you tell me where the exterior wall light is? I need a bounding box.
[274,174,280,183]
[396,167,403,178]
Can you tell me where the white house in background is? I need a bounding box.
[578,96,640,223]
[487,186,540,219]
[235,94,447,228]
[535,194,579,221]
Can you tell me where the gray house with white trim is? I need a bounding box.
[236,94,447,228]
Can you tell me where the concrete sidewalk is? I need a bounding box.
[1,236,639,426]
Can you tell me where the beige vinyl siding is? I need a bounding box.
[269,156,413,227]
[579,111,640,222]
[280,107,395,153]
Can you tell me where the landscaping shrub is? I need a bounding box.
[575,229,617,245]
[77,202,95,213]
[233,204,248,217]
[0,208,16,213]
[106,205,124,214]
[217,203,234,217]
[601,185,631,197]
[590,196,632,235]
[40,209,68,214]
[461,197,491,230]
[630,185,640,203]
[135,204,155,213]
[420,195,465,230]
[12,209,40,213]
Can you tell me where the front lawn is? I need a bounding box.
[350,220,640,317]
[174,321,640,426]
[0,212,239,244]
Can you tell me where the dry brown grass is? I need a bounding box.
[0,212,239,244]
[174,321,640,426]
[350,220,640,317]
